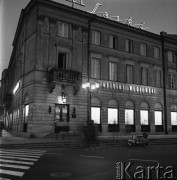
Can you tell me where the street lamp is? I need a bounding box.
[82,81,100,124]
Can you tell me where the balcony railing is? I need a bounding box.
[49,68,82,84]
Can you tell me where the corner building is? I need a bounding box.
[1,0,177,137]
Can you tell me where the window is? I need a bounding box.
[125,109,134,125]
[91,107,100,124]
[154,47,160,59]
[92,31,100,45]
[167,51,174,62]
[140,110,149,125]
[58,52,67,69]
[155,111,162,125]
[126,65,133,83]
[140,43,147,56]
[25,105,29,117]
[141,67,148,86]
[125,39,133,53]
[109,35,118,49]
[91,57,101,79]
[108,108,118,124]
[109,62,117,81]
[169,72,175,89]
[154,70,161,87]
[58,21,69,38]
[171,112,177,125]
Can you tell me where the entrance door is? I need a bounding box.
[55,104,69,132]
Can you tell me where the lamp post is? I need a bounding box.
[82,82,100,124]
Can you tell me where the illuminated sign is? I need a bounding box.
[13,81,20,94]
[65,0,149,30]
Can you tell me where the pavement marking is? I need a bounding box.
[0,159,34,165]
[46,153,63,156]
[0,155,38,161]
[0,177,11,180]
[0,151,44,156]
[128,159,159,163]
[0,163,30,170]
[0,153,41,158]
[0,149,46,153]
[80,155,104,159]
[0,169,24,177]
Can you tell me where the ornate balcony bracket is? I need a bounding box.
[48,68,82,94]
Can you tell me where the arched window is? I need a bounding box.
[91,97,101,131]
[125,100,135,132]
[154,103,163,132]
[140,102,150,132]
[171,105,177,132]
[108,99,119,132]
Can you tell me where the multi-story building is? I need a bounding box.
[1,0,177,137]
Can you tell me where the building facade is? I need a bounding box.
[1,0,177,137]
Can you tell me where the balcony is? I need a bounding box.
[49,68,82,84]
[3,94,13,107]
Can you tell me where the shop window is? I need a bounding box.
[171,112,177,132]
[140,110,150,132]
[108,108,119,132]
[155,111,163,132]
[91,107,101,132]
[92,30,100,45]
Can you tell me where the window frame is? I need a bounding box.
[92,30,101,45]
[154,47,160,59]
[125,39,133,53]
[126,64,133,84]
[57,21,69,38]
[91,56,101,79]
[140,43,147,56]
[109,61,118,81]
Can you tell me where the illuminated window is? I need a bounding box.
[140,110,149,125]
[92,31,100,45]
[140,43,147,56]
[55,105,69,122]
[58,21,69,38]
[108,108,118,124]
[91,107,100,124]
[25,105,29,117]
[155,111,162,125]
[109,62,117,81]
[125,109,134,125]
[171,112,177,125]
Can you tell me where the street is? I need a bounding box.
[0,144,177,180]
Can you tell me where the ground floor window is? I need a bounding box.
[155,111,163,132]
[125,109,135,132]
[171,112,177,132]
[108,108,119,132]
[91,107,101,131]
[140,110,150,132]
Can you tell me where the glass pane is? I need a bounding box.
[171,112,177,125]
[155,111,162,125]
[91,107,100,124]
[140,110,149,125]
[62,106,68,122]
[108,108,118,124]
[25,105,29,117]
[125,109,134,125]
